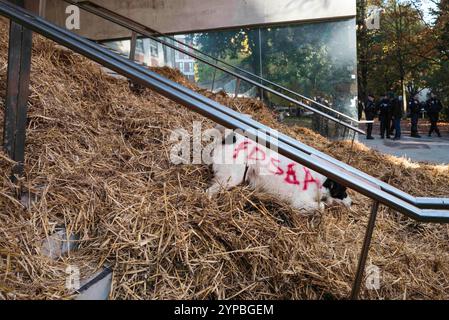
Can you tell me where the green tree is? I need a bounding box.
[357,0,438,113]
[192,20,358,136]
[427,0,449,119]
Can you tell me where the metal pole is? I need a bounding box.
[3,0,32,178]
[211,58,217,92]
[351,200,380,300]
[234,78,241,99]
[38,0,46,17]
[258,27,264,103]
[129,31,137,61]
[128,31,144,94]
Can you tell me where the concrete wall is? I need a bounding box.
[43,0,356,40]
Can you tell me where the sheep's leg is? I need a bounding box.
[291,198,324,212]
[326,197,352,208]
[206,182,222,196]
[207,164,247,196]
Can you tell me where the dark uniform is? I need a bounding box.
[426,97,443,137]
[391,97,403,140]
[409,98,421,138]
[364,98,377,139]
[377,97,392,139]
[358,100,364,121]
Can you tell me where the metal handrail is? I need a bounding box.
[65,0,371,127]
[60,1,449,211]
[2,1,448,301]
[2,0,447,220]
[60,0,367,136]
[35,0,449,210]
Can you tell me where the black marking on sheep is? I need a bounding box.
[323,178,348,200]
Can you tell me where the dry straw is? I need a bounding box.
[0,18,448,300]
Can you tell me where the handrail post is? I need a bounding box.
[351,200,380,300]
[129,31,137,61]
[211,58,217,92]
[128,31,144,94]
[234,77,241,99]
[3,0,33,179]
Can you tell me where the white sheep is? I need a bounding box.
[207,125,352,212]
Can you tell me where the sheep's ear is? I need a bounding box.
[214,124,227,135]
[222,132,237,145]
[322,178,333,189]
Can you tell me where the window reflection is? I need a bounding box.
[102,18,357,138]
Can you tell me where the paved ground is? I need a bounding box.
[360,121,449,164]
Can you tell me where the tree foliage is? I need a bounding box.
[357,0,448,119]
[192,20,358,118]
[426,0,449,118]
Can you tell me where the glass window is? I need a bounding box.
[177,18,358,137]
[136,38,145,55]
[100,18,358,138]
[150,41,158,57]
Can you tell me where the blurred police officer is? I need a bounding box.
[358,98,364,121]
[364,94,377,140]
[409,95,421,138]
[391,95,403,140]
[377,94,392,139]
[426,93,443,137]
